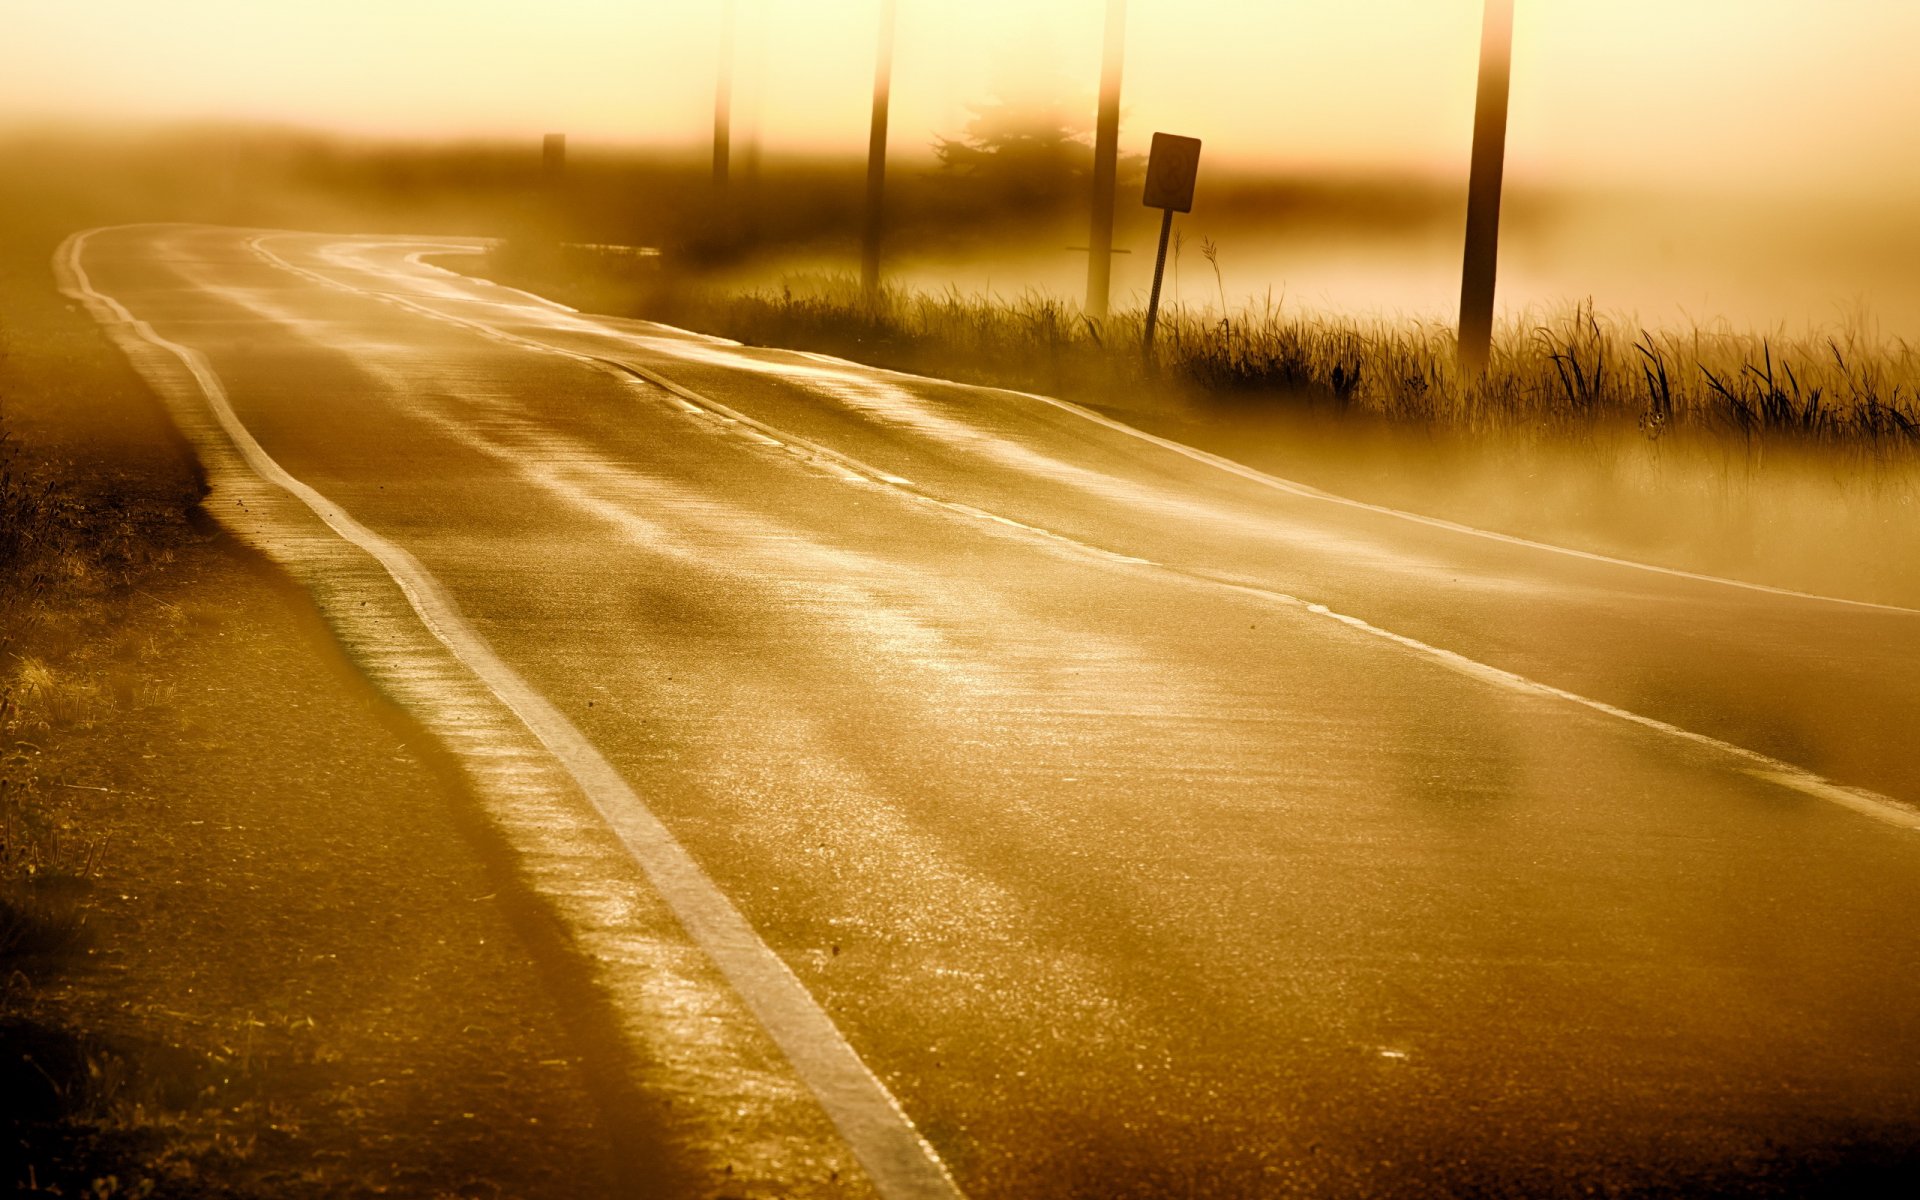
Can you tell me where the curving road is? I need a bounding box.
[62,224,1920,1197]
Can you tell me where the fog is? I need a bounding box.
[11,1,1920,187]
[12,2,1920,334]
[10,8,1920,1197]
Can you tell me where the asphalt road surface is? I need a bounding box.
[61,224,1920,1198]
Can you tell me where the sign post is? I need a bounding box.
[1141,132,1201,362]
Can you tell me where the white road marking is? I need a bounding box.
[333,235,1918,618]
[775,354,1920,617]
[1253,593,1920,831]
[57,225,964,1200]
[240,230,1920,834]
[401,246,583,313]
[337,234,1917,618]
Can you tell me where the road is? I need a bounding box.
[62,224,1920,1197]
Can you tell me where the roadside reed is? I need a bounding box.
[673,273,1920,454]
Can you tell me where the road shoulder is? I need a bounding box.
[2,226,648,1197]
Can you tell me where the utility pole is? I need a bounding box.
[1084,0,1127,323]
[542,133,566,247]
[861,0,897,303]
[737,2,767,244]
[1457,0,1514,377]
[713,0,735,189]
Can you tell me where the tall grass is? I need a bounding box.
[1,432,64,660]
[658,272,1920,454]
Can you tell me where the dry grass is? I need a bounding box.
[1162,296,1920,445]
[661,272,1920,456]
[2,315,178,973]
[0,433,64,662]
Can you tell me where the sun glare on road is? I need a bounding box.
[4,3,1920,1197]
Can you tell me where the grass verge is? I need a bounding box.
[1,210,265,1194]
[0,216,634,1193]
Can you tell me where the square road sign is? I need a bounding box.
[1142,133,1202,213]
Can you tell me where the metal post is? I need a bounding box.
[1085,0,1127,322]
[713,0,735,189]
[1141,208,1175,360]
[1458,0,1514,377]
[861,0,897,303]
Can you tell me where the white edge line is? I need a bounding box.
[401,246,584,314]
[56,224,965,1200]
[282,231,1917,618]
[1263,593,1920,833]
[616,314,746,347]
[398,241,739,339]
[766,350,1919,617]
[239,226,1920,836]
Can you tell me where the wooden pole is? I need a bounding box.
[1458,0,1514,377]
[542,133,566,246]
[1085,0,1127,322]
[712,0,735,189]
[861,0,897,303]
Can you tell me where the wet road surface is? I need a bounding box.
[63,224,1920,1197]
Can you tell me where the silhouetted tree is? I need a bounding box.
[933,89,1092,212]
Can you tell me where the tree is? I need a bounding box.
[933,86,1093,212]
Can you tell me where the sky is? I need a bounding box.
[5,1,1920,197]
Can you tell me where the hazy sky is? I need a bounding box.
[6,1,1919,194]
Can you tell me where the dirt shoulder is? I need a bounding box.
[2,227,658,1194]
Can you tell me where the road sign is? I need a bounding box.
[1143,133,1201,214]
[1141,132,1202,360]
